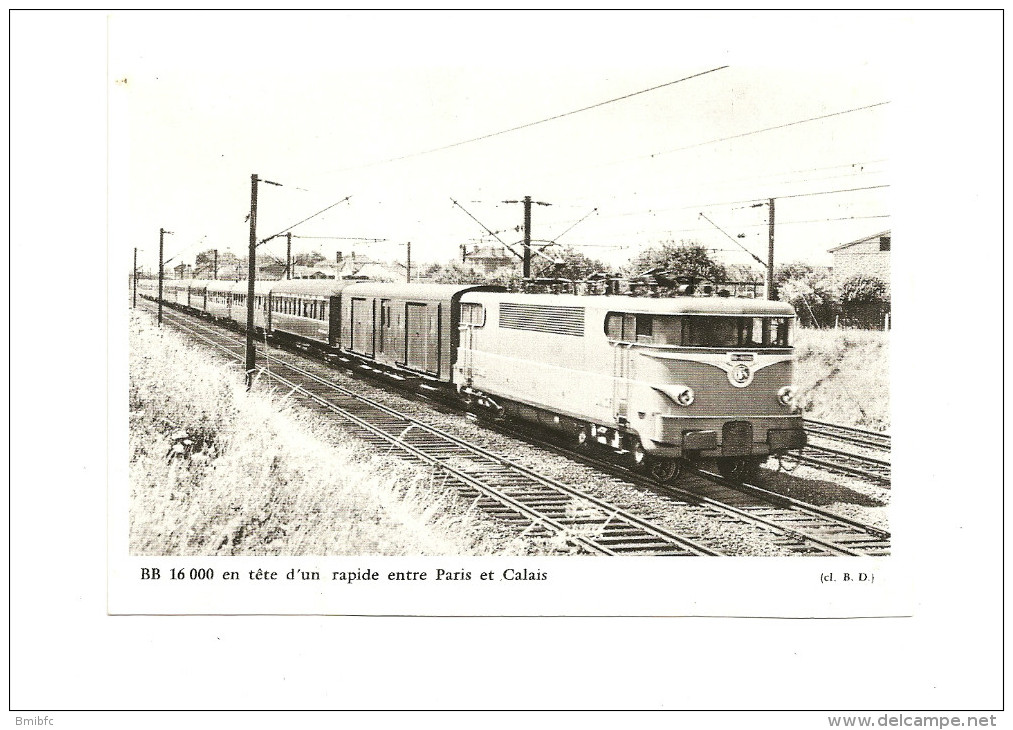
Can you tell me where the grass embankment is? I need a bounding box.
[792,328,890,432]
[129,312,516,556]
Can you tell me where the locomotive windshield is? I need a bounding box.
[606,313,792,348]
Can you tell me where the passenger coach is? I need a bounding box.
[339,282,504,382]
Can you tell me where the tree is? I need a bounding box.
[775,261,825,286]
[726,263,764,283]
[778,269,838,328]
[535,246,609,280]
[422,262,493,285]
[628,241,728,283]
[293,251,326,267]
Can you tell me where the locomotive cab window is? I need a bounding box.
[608,313,793,348]
[604,312,655,342]
[681,315,793,348]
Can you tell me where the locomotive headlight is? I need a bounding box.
[778,385,797,407]
[674,385,695,407]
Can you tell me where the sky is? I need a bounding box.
[111,12,897,276]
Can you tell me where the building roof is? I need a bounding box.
[828,230,891,254]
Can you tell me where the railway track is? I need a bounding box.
[138,299,890,557]
[786,444,892,487]
[797,419,892,486]
[805,419,891,452]
[489,421,891,557]
[140,302,720,556]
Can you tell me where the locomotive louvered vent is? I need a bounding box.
[498,302,585,337]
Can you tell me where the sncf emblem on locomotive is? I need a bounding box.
[727,353,755,388]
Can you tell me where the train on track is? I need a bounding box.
[137,277,806,481]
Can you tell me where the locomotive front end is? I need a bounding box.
[609,298,806,477]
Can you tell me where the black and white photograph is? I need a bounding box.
[9,8,1004,723]
[121,26,892,563]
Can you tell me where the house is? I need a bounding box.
[171,263,193,279]
[463,244,519,274]
[332,251,403,281]
[828,230,891,290]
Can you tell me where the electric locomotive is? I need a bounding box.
[454,289,806,481]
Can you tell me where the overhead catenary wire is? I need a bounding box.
[146,70,888,271]
[629,101,890,165]
[257,195,353,246]
[543,207,599,247]
[332,66,729,172]
[530,101,890,191]
[600,184,891,222]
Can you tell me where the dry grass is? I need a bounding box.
[793,327,890,432]
[128,312,523,556]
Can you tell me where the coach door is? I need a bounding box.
[378,299,392,355]
[611,313,637,422]
[406,303,440,375]
[350,297,375,356]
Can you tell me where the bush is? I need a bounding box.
[840,274,889,305]
[838,275,890,328]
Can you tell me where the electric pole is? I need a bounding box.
[286,232,292,280]
[213,249,218,280]
[157,228,173,325]
[406,241,411,283]
[245,174,260,387]
[766,197,776,301]
[504,195,551,278]
[245,174,282,387]
[133,247,137,308]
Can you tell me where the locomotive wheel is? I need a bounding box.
[576,427,592,450]
[629,439,649,471]
[649,458,682,483]
[776,451,801,473]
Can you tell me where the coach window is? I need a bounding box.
[460,302,485,327]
